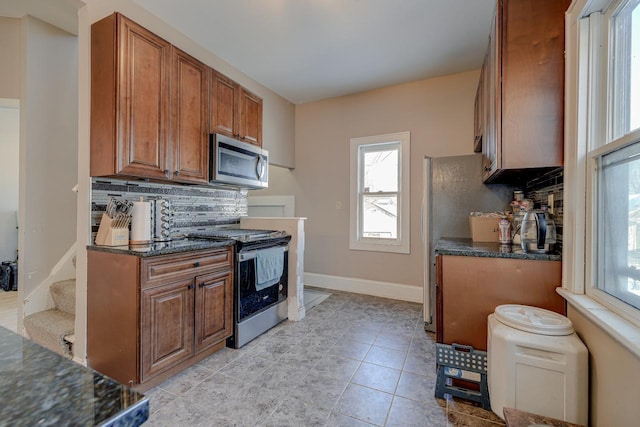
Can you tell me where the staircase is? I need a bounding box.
[24,279,75,358]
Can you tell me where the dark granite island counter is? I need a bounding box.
[0,326,148,426]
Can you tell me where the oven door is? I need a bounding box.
[210,133,268,189]
[228,244,289,348]
[236,246,288,322]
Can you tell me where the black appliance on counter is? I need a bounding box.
[189,229,291,348]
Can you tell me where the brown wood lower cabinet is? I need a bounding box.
[88,246,233,391]
[141,277,195,382]
[195,270,233,351]
[436,254,564,351]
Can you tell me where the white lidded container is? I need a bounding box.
[487,304,588,425]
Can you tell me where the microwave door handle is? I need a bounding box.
[256,156,266,179]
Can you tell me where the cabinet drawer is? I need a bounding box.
[141,248,232,287]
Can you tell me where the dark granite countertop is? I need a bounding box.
[435,237,562,261]
[87,238,234,257]
[0,326,148,426]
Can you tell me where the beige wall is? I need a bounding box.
[274,70,479,287]
[18,15,78,325]
[568,307,640,426]
[0,17,20,99]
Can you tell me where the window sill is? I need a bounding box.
[557,288,640,359]
[349,240,409,254]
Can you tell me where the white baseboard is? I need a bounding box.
[304,272,423,303]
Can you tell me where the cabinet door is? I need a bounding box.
[117,15,171,180]
[239,87,263,147]
[141,278,194,381]
[210,72,240,138]
[195,269,233,352]
[482,5,501,181]
[440,255,564,351]
[500,0,567,169]
[171,47,209,183]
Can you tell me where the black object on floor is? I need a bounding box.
[435,342,491,410]
[0,261,17,291]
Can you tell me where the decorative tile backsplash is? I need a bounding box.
[522,167,564,245]
[91,178,248,240]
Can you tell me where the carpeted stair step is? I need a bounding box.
[50,279,75,315]
[23,309,74,358]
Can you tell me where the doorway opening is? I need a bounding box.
[0,98,19,332]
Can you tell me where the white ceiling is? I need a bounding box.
[0,0,497,105]
[134,0,496,104]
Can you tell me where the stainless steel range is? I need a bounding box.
[189,228,291,348]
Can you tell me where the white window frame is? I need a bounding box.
[349,131,410,254]
[562,0,640,356]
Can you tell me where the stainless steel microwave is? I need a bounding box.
[209,134,268,189]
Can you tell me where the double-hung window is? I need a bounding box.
[581,0,640,324]
[349,132,410,254]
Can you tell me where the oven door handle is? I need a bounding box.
[238,246,288,263]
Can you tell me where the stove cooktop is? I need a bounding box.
[188,228,289,243]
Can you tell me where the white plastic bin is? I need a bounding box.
[487,304,588,425]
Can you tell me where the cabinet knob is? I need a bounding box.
[188,283,194,289]
[199,282,205,288]
[164,169,170,177]
[193,261,200,267]
[174,171,180,176]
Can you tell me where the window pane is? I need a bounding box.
[597,141,640,309]
[363,148,398,192]
[612,0,640,137]
[362,195,397,239]
[632,3,640,132]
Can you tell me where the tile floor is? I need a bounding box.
[145,288,505,426]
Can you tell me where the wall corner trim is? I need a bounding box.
[304,272,423,303]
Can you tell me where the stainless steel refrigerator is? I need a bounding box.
[422,154,514,332]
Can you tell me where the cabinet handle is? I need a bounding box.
[193,261,200,267]
[174,170,180,176]
[188,283,194,289]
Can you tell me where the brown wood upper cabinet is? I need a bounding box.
[478,0,570,183]
[239,87,263,146]
[210,72,263,147]
[171,47,209,183]
[91,13,209,184]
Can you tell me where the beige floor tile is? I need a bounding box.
[141,289,503,427]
